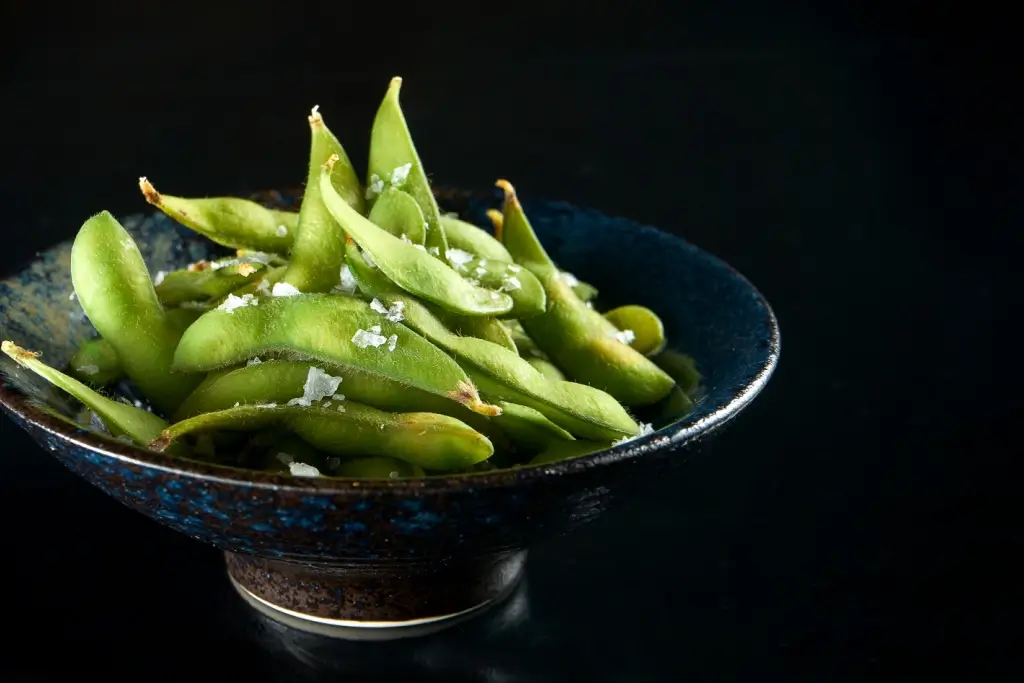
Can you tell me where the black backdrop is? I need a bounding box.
[0,1,1015,679]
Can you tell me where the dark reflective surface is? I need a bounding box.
[0,1,1013,679]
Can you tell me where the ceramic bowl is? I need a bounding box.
[0,187,779,639]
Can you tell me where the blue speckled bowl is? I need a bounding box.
[0,188,778,638]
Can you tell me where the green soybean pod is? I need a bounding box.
[447,252,546,320]
[152,403,493,471]
[496,181,675,407]
[139,178,297,253]
[321,155,513,317]
[68,338,123,386]
[172,294,499,416]
[490,401,574,450]
[440,215,513,263]
[370,187,427,244]
[603,305,667,356]
[346,246,637,440]
[155,262,264,306]
[528,439,614,465]
[651,350,702,396]
[70,211,201,414]
[525,356,565,381]
[367,77,449,257]
[258,434,329,474]
[2,341,177,451]
[333,457,425,479]
[281,107,364,293]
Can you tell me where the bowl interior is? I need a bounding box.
[0,189,778,479]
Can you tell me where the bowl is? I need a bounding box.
[0,187,779,639]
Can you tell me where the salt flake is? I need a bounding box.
[499,275,522,292]
[272,282,302,297]
[275,224,289,237]
[78,364,99,375]
[612,329,636,345]
[289,461,321,477]
[218,293,258,313]
[256,279,272,295]
[387,334,398,352]
[390,163,412,186]
[559,271,580,287]
[613,422,655,446]
[365,173,384,199]
[445,249,474,271]
[507,264,521,273]
[351,328,388,349]
[333,264,358,295]
[286,367,343,407]
[247,357,262,366]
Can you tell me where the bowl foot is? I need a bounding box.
[224,550,526,641]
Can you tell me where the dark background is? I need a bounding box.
[0,1,1015,679]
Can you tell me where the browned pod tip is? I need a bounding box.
[148,433,172,452]
[449,380,502,417]
[485,209,504,240]
[309,104,323,127]
[139,177,162,205]
[1,340,40,363]
[323,153,340,173]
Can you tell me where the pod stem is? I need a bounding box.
[2,340,40,364]
[449,380,502,416]
[139,177,162,206]
[309,105,323,127]
[485,209,504,241]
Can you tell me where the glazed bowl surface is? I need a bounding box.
[0,188,779,631]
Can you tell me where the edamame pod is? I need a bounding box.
[2,341,174,450]
[152,403,493,471]
[346,247,637,440]
[333,457,425,479]
[440,215,513,262]
[490,401,573,450]
[282,107,363,293]
[321,155,513,317]
[369,187,426,245]
[526,356,565,381]
[172,294,499,416]
[68,338,123,386]
[367,77,449,257]
[445,251,546,319]
[603,305,666,356]
[651,350,702,396]
[70,211,201,414]
[497,181,675,406]
[155,262,264,306]
[528,439,614,465]
[139,178,297,253]
[258,434,328,474]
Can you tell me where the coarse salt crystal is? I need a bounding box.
[218,293,258,313]
[272,282,302,297]
[68,291,76,301]
[400,234,412,244]
[498,275,521,292]
[365,173,384,199]
[335,403,346,412]
[256,279,272,295]
[389,471,399,479]
[78,364,99,375]
[275,224,288,237]
[289,461,321,477]
[387,334,398,352]
[233,402,240,407]
[287,366,343,407]
[370,298,388,315]
[362,250,378,269]
[333,264,358,295]
[153,270,168,285]
[612,329,636,345]
[257,403,278,408]
[413,244,426,252]
[507,264,521,273]
[352,327,388,349]
[445,249,474,271]
[390,163,412,186]
[179,300,209,309]
[121,238,136,252]
[247,357,262,366]
[613,422,655,446]
[475,266,487,277]
[428,246,440,256]
[478,258,488,267]
[332,393,345,401]
[560,271,580,287]
[133,399,144,409]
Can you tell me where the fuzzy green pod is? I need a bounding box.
[441,215,513,262]
[367,77,449,257]
[139,178,296,253]
[68,338,123,386]
[603,305,667,356]
[497,181,675,406]
[172,294,499,417]
[321,155,514,317]
[70,211,201,414]
[153,403,493,471]
[282,107,364,293]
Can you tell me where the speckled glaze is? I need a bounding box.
[0,187,779,633]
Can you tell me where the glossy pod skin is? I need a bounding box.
[152,403,493,471]
[321,155,514,317]
[171,360,504,445]
[497,181,675,407]
[490,401,574,450]
[444,251,547,320]
[367,77,450,257]
[604,304,667,356]
[346,244,638,441]
[70,211,201,414]
[282,107,364,293]
[441,215,513,262]
[139,178,297,253]
[172,294,499,416]
[67,338,123,386]
[370,187,427,245]
[2,341,173,450]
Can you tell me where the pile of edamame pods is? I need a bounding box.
[3,77,694,479]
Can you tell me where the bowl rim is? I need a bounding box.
[0,196,780,494]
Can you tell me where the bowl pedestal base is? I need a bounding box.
[225,550,527,641]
